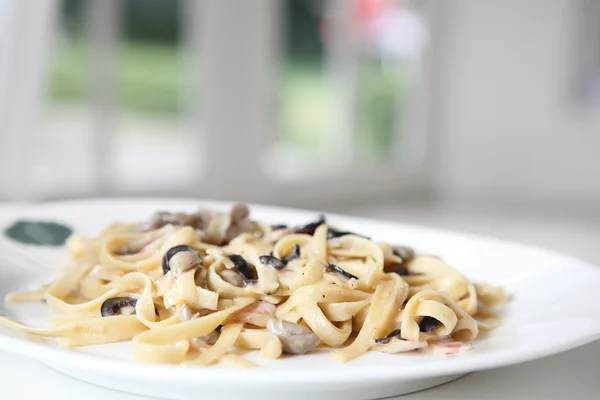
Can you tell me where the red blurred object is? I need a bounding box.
[320,0,403,44]
[356,0,397,37]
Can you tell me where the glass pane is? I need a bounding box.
[269,0,332,178]
[355,0,425,160]
[36,0,96,197]
[110,0,199,192]
[280,0,328,149]
[269,0,426,178]
[37,0,201,197]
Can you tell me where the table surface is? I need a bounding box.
[2,202,599,399]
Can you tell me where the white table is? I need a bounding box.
[2,202,600,399]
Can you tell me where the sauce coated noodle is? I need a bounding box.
[1,204,506,367]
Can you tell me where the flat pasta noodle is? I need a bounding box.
[186,323,244,365]
[132,297,254,363]
[332,274,408,362]
[400,289,479,342]
[298,302,353,346]
[235,330,283,359]
[1,203,506,366]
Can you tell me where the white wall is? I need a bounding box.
[0,0,58,200]
[434,0,600,210]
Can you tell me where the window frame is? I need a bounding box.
[197,0,439,206]
[0,0,440,207]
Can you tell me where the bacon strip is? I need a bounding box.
[429,338,472,355]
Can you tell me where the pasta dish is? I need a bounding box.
[1,204,506,367]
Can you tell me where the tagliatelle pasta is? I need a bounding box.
[0,204,507,366]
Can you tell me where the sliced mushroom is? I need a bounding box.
[392,246,416,263]
[135,205,256,245]
[230,203,249,222]
[194,267,208,288]
[162,245,202,275]
[135,210,215,232]
[190,331,220,348]
[179,304,199,322]
[114,231,161,255]
[101,297,137,317]
[196,231,224,246]
[169,251,202,277]
[372,337,428,353]
[266,318,320,354]
[263,227,295,243]
[202,203,257,245]
[224,203,257,243]
[219,269,245,287]
[226,301,276,327]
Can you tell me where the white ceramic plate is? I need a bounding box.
[0,199,599,400]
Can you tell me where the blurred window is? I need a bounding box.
[37,0,198,197]
[28,0,430,203]
[36,0,96,196]
[270,0,427,178]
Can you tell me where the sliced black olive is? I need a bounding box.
[282,244,301,264]
[242,279,260,287]
[386,329,401,338]
[162,245,202,274]
[392,246,416,262]
[385,246,415,276]
[374,330,400,344]
[374,336,392,344]
[271,224,288,230]
[326,228,371,240]
[228,254,256,280]
[374,328,403,343]
[101,297,137,317]
[259,255,286,270]
[419,316,439,333]
[326,262,359,280]
[385,263,409,276]
[295,214,326,235]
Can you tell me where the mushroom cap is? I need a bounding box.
[162,245,202,275]
[219,269,245,287]
[169,250,201,277]
[266,318,320,355]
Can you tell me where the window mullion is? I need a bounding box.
[200,0,278,200]
[0,0,59,200]
[324,0,360,167]
[86,0,121,195]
